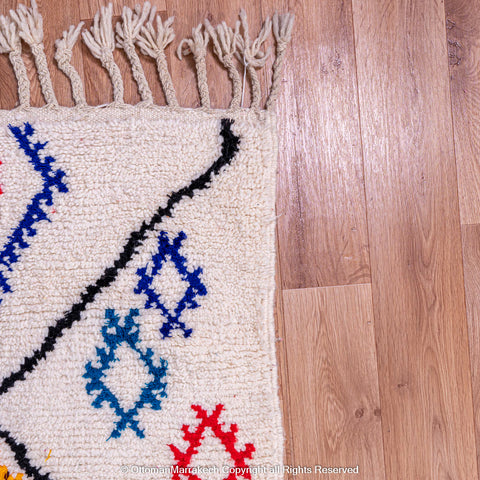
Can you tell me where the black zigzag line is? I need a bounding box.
[0,118,240,397]
[0,429,50,480]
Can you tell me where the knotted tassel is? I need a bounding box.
[177,24,210,108]
[235,9,272,109]
[116,3,152,103]
[136,7,178,106]
[10,0,57,106]
[204,19,242,109]
[0,15,30,107]
[82,3,124,104]
[266,12,295,110]
[55,22,86,106]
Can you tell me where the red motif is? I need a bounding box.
[169,404,255,480]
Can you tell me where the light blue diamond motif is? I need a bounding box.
[83,308,168,440]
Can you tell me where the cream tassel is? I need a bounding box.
[55,22,86,106]
[10,0,57,106]
[0,15,30,107]
[266,12,294,110]
[177,24,210,108]
[116,3,152,103]
[136,7,178,106]
[235,9,272,109]
[82,3,124,104]
[204,19,242,109]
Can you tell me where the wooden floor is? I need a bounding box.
[1,0,480,478]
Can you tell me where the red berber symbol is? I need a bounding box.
[169,404,256,480]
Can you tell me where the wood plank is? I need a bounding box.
[352,0,478,478]
[444,0,480,225]
[282,284,385,480]
[79,0,166,20]
[274,238,294,469]
[264,0,370,289]
[461,224,480,475]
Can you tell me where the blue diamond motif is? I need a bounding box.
[134,231,207,338]
[83,308,168,440]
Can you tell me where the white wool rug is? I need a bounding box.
[0,2,293,479]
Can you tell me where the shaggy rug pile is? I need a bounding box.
[0,2,293,479]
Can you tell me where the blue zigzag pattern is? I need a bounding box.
[0,123,68,303]
[84,308,168,440]
[135,231,207,338]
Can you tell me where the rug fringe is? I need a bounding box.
[10,0,58,106]
[0,14,30,107]
[0,2,294,111]
[55,22,86,106]
[177,24,210,108]
[236,9,272,110]
[266,12,295,110]
[204,19,242,109]
[82,3,124,104]
[136,8,178,106]
[116,3,153,103]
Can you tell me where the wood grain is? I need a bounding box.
[461,224,480,476]
[78,0,166,20]
[267,0,370,290]
[445,0,480,225]
[282,284,385,480]
[352,0,478,478]
[273,243,294,469]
